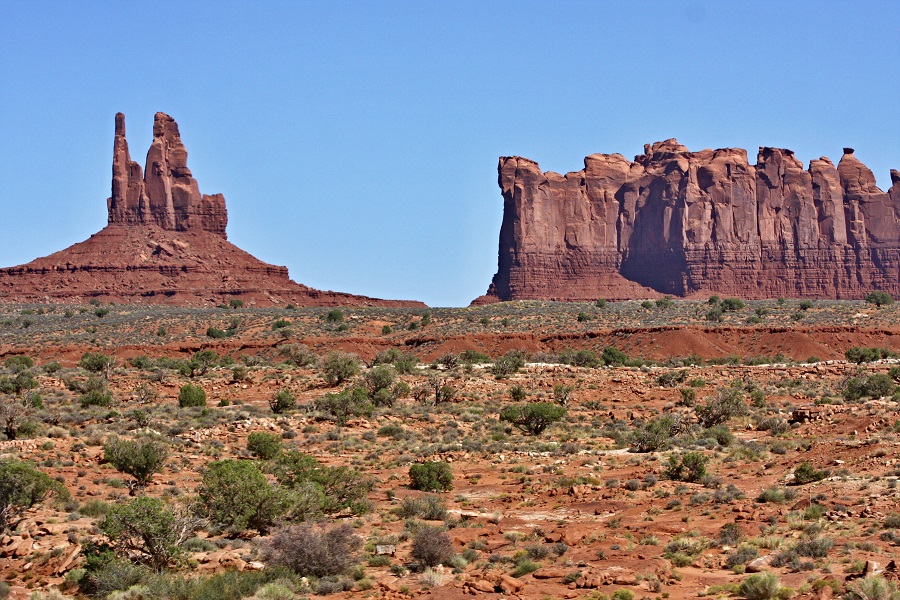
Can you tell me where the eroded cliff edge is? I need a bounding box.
[474,139,900,304]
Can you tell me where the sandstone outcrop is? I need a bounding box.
[475,140,900,303]
[0,113,424,307]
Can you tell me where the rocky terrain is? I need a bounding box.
[1,299,900,600]
[475,141,900,304]
[0,113,423,309]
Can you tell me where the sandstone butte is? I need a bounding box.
[474,139,900,304]
[0,112,424,308]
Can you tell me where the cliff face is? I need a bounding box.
[0,113,424,308]
[476,140,900,303]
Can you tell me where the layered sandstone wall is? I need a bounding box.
[476,140,900,303]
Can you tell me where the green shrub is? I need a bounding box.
[630,416,679,452]
[269,389,296,414]
[277,343,318,367]
[695,386,748,427]
[103,436,169,489]
[721,298,745,312]
[326,309,345,323]
[198,460,291,535]
[178,384,206,408]
[601,346,628,366]
[865,291,894,307]
[206,327,228,339]
[247,432,282,460]
[656,370,688,387]
[395,494,447,520]
[739,572,783,600]
[0,460,68,533]
[492,350,527,377]
[612,590,635,600]
[409,461,454,492]
[560,348,600,368]
[846,575,900,600]
[793,461,827,485]
[846,347,896,364]
[665,452,709,482]
[314,388,373,424]
[843,373,896,401]
[80,352,115,377]
[99,496,191,570]
[500,402,566,435]
[320,351,360,386]
[80,389,114,408]
[273,450,374,515]
[4,355,34,371]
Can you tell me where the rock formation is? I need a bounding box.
[0,113,424,307]
[475,140,900,303]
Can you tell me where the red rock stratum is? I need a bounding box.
[475,140,900,304]
[0,112,424,308]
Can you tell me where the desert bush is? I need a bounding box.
[411,525,454,567]
[268,389,296,414]
[630,415,684,452]
[373,348,419,373]
[725,544,759,569]
[0,460,68,533]
[80,388,114,408]
[320,352,360,386]
[264,522,360,577]
[395,494,447,520]
[560,348,600,368]
[99,496,194,571]
[197,460,291,535]
[657,370,688,387]
[865,291,894,307]
[206,327,228,338]
[409,461,454,492]
[721,298,745,312]
[601,346,628,366]
[846,347,896,364]
[492,350,527,377]
[695,386,748,427]
[79,352,116,378]
[104,436,169,489]
[500,402,566,435]
[792,461,827,485]
[553,384,574,405]
[739,572,783,600]
[314,388,373,424]
[665,452,709,482]
[795,537,833,558]
[247,432,282,460]
[177,384,206,408]
[843,373,896,401]
[188,350,219,377]
[846,575,900,600]
[277,343,318,367]
[273,450,374,515]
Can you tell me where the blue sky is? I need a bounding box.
[1,1,898,306]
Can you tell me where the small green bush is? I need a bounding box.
[865,291,894,307]
[409,461,454,492]
[247,432,282,460]
[793,461,827,485]
[665,452,709,482]
[269,389,296,414]
[500,401,566,435]
[739,572,783,600]
[198,460,291,535]
[104,436,169,489]
[178,384,206,408]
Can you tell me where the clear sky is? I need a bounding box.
[1,1,898,307]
